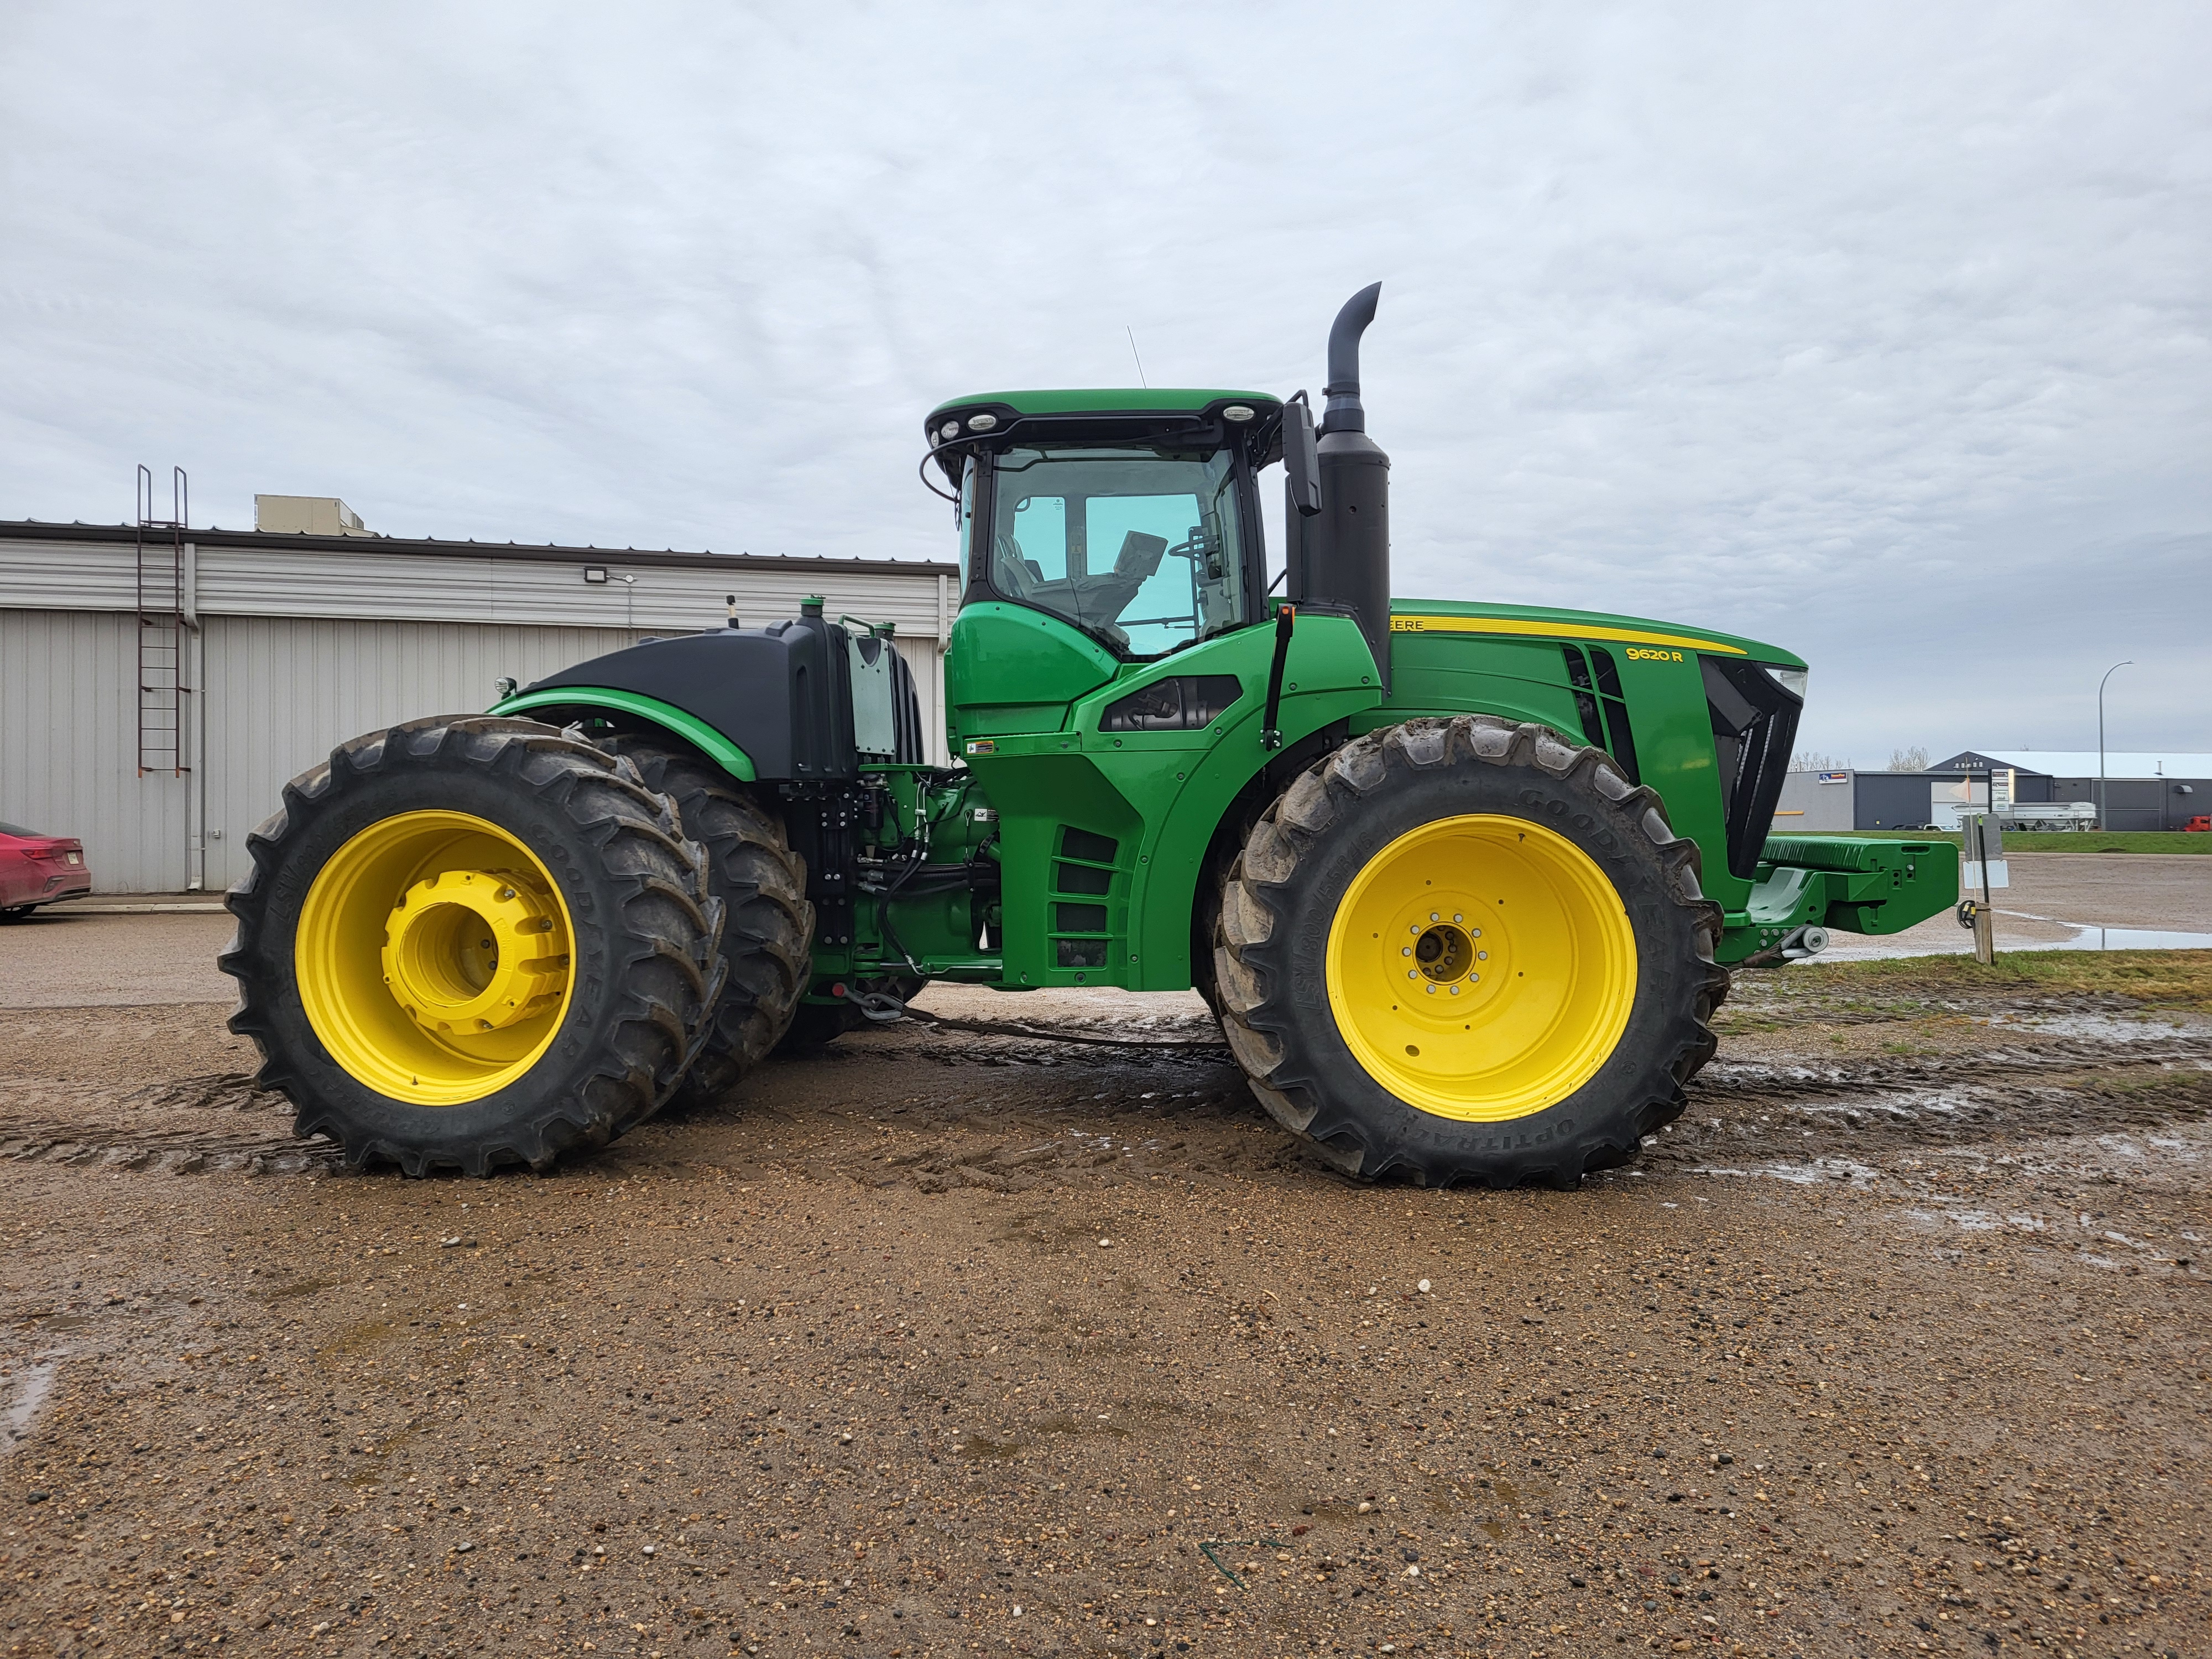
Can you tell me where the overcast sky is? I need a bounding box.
[4,2,2206,763]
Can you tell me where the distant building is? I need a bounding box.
[1770,768,1960,832]
[1932,752,2210,832]
[1770,752,2210,834]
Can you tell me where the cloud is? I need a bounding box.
[2,1,2206,754]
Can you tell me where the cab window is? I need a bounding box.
[985,445,1246,658]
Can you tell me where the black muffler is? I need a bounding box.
[1286,282,1391,692]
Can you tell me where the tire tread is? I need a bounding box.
[1215,714,1730,1187]
[220,717,723,1175]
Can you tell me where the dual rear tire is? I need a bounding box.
[221,718,806,1175]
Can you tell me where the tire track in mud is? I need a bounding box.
[5,1000,2210,1186]
[1675,1028,2212,1166]
[0,1117,340,1175]
[0,1070,337,1175]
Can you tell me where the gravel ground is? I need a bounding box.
[0,913,237,1009]
[1,911,2207,1659]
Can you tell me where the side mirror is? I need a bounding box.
[1282,396,1321,518]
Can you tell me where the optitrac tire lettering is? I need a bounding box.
[1214,715,1728,1187]
[220,717,725,1176]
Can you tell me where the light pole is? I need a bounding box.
[2097,660,2131,829]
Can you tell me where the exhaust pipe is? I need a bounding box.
[1287,283,1391,692]
[1321,281,1382,436]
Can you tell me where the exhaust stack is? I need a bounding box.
[1287,283,1391,692]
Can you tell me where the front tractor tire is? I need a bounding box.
[1215,716,1728,1188]
[220,717,726,1176]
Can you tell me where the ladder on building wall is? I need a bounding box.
[135,465,191,777]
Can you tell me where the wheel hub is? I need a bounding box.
[1324,814,1637,1121]
[382,869,568,1036]
[1401,909,1490,996]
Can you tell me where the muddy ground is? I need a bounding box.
[1,900,2208,1658]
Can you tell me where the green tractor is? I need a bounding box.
[220,285,1955,1184]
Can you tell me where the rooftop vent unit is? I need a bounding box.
[255,495,371,536]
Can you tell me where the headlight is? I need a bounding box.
[1761,665,1808,700]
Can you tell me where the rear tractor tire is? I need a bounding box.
[1214,715,1727,1188]
[597,735,812,1105]
[220,717,726,1175]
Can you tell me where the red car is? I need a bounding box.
[0,820,92,919]
[2187,816,2211,833]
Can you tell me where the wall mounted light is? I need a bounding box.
[583,566,609,583]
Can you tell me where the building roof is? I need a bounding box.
[1938,749,2212,778]
[0,518,954,579]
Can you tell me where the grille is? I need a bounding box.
[1702,659,1803,880]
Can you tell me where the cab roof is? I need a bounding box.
[925,388,1281,430]
[923,389,1287,489]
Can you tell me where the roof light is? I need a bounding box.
[1761,665,1808,700]
[967,413,999,432]
[1222,405,1255,422]
[938,421,960,441]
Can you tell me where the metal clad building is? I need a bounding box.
[1934,750,2212,832]
[1,521,957,893]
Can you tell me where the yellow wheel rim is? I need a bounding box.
[1324,813,1637,1121]
[295,811,576,1106]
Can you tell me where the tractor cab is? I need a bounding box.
[923,392,1285,660]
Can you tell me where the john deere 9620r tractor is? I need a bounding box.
[221,286,1956,1184]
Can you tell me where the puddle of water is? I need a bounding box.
[2058,927,2212,951]
[3,1359,60,1451]
[1802,922,2212,964]
[1987,1011,2206,1041]
[1691,1157,1882,1186]
[1912,1208,2049,1233]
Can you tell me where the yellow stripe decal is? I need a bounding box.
[1389,614,1747,655]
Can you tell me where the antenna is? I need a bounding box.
[1126,326,1147,387]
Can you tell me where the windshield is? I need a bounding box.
[986,445,1246,657]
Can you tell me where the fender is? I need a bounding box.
[492,686,758,782]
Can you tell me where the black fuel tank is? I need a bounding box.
[523,611,922,779]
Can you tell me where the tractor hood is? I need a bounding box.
[1385,597,1806,671]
